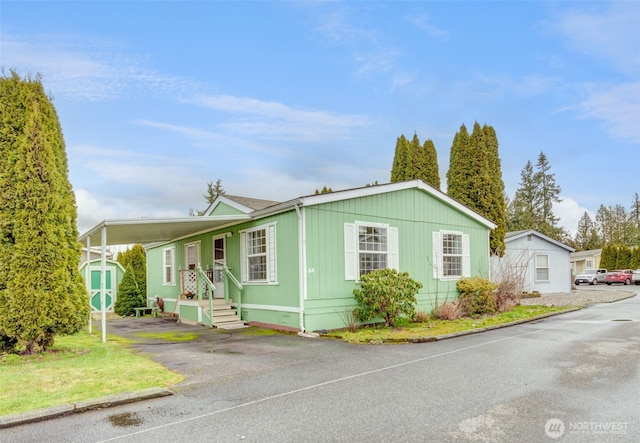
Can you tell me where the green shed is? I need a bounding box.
[79,259,126,312]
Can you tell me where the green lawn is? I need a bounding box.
[326,305,575,344]
[0,332,182,416]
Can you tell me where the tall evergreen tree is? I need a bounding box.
[117,244,147,296]
[533,152,565,239]
[446,124,472,208]
[390,135,409,182]
[0,71,89,354]
[630,193,640,245]
[615,245,632,269]
[113,266,145,317]
[574,212,601,250]
[405,133,425,182]
[507,152,568,242]
[447,123,506,255]
[422,139,441,189]
[481,124,506,255]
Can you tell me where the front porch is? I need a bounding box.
[168,267,246,329]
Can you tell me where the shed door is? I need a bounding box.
[90,267,116,312]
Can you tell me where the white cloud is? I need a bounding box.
[405,13,449,39]
[555,196,592,237]
[553,2,640,76]
[579,82,640,144]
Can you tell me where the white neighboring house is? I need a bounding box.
[491,230,575,294]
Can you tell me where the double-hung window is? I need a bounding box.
[432,230,470,279]
[162,247,175,285]
[535,254,549,282]
[240,224,277,284]
[344,222,398,280]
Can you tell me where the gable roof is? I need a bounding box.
[505,229,575,252]
[79,179,496,246]
[570,248,602,260]
[204,194,280,215]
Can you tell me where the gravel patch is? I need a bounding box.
[519,288,637,307]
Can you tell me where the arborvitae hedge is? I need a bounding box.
[0,71,89,354]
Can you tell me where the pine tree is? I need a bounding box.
[574,212,601,251]
[422,139,441,189]
[630,193,640,245]
[0,71,89,354]
[390,135,409,182]
[533,152,565,239]
[196,178,225,215]
[117,245,147,296]
[630,246,640,269]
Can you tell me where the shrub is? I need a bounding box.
[353,269,422,327]
[114,266,146,317]
[431,301,463,320]
[414,310,430,323]
[456,276,498,316]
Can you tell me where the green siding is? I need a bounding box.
[303,188,491,331]
[210,202,245,216]
[147,210,301,329]
[147,186,492,332]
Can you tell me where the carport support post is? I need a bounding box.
[86,236,92,335]
[100,226,107,343]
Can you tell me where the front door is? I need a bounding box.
[213,236,226,298]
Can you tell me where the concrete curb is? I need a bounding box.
[0,387,173,429]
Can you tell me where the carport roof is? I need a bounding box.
[78,215,250,246]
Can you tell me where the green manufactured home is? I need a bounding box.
[138,180,496,332]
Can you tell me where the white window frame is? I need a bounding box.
[432,230,470,280]
[162,247,175,285]
[535,254,550,283]
[240,223,277,285]
[344,221,399,281]
[184,241,201,270]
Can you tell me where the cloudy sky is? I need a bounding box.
[2,1,638,236]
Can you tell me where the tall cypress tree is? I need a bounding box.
[446,124,472,208]
[405,133,424,181]
[447,122,506,255]
[481,124,506,255]
[117,244,147,296]
[422,139,441,190]
[0,71,89,354]
[390,135,409,182]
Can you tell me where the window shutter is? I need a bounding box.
[344,223,357,280]
[240,232,247,283]
[432,231,442,279]
[388,227,399,270]
[462,234,470,277]
[268,224,277,282]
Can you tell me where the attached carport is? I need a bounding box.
[79,215,250,342]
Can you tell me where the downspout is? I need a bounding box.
[294,204,307,332]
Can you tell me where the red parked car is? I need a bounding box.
[604,269,634,285]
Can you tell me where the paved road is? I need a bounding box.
[2,288,639,442]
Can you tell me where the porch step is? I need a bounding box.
[216,321,249,330]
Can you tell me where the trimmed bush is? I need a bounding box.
[456,276,498,316]
[353,269,423,327]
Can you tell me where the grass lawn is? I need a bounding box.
[326,305,575,344]
[0,331,182,416]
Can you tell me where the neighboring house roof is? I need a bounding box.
[505,229,575,252]
[79,179,496,246]
[570,248,602,260]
